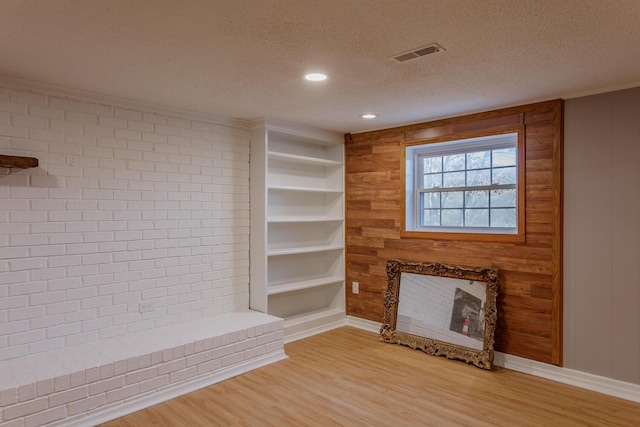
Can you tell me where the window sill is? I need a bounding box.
[400,230,525,244]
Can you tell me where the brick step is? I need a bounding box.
[0,311,285,427]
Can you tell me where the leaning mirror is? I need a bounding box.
[380,259,499,369]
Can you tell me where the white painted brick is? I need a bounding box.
[83,102,113,116]
[124,366,156,385]
[10,91,47,106]
[88,376,123,396]
[29,104,64,119]
[141,112,166,124]
[84,367,100,384]
[0,270,29,284]
[138,374,169,394]
[2,397,48,420]
[8,307,44,322]
[28,337,65,355]
[113,107,141,121]
[169,366,197,384]
[64,309,95,324]
[23,405,65,427]
[66,110,98,124]
[196,358,222,375]
[66,393,105,416]
[35,377,54,398]
[47,278,81,291]
[266,340,284,354]
[65,331,98,347]
[46,323,81,339]
[29,312,64,329]
[243,344,266,360]
[128,120,153,133]
[155,125,180,136]
[98,116,126,129]
[50,118,83,134]
[17,381,36,403]
[29,128,64,142]
[0,86,252,365]
[156,359,185,375]
[114,128,141,141]
[0,99,27,114]
[98,325,127,340]
[66,266,99,280]
[48,385,87,407]
[8,330,45,346]
[84,124,115,137]
[49,97,82,112]
[11,114,47,130]
[105,383,139,403]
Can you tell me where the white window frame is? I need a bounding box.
[404,129,524,240]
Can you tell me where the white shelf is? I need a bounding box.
[268,276,345,295]
[268,185,342,193]
[250,118,345,342]
[268,216,342,223]
[267,244,343,257]
[268,151,342,166]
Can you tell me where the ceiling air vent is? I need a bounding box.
[391,43,445,63]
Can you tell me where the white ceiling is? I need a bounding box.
[1,0,639,133]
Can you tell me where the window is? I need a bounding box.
[403,129,524,241]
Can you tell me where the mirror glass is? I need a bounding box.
[381,259,499,369]
[397,273,487,351]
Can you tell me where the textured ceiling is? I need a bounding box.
[1,0,639,133]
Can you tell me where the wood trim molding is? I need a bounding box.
[551,100,564,366]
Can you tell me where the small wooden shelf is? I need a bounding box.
[0,155,39,169]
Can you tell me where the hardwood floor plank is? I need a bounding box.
[100,327,640,426]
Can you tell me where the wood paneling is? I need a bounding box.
[345,100,563,365]
[100,328,640,427]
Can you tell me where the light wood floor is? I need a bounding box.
[101,327,640,426]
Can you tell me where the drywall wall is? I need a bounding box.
[564,87,640,384]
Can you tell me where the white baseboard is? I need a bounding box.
[494,352,640,403]
[52,350,288,427]
[346,315,382,334]
[346,317,640,404]
[284,317,348,344]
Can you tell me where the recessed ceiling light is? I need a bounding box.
[360,113,378,119]
[304,73,328,82]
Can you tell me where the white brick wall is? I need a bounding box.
[0,86,251,361]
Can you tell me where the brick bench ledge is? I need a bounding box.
[0,311,285,427]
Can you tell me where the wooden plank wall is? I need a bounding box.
[345,100,563,365]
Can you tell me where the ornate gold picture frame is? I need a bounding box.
[380,259,499,369]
